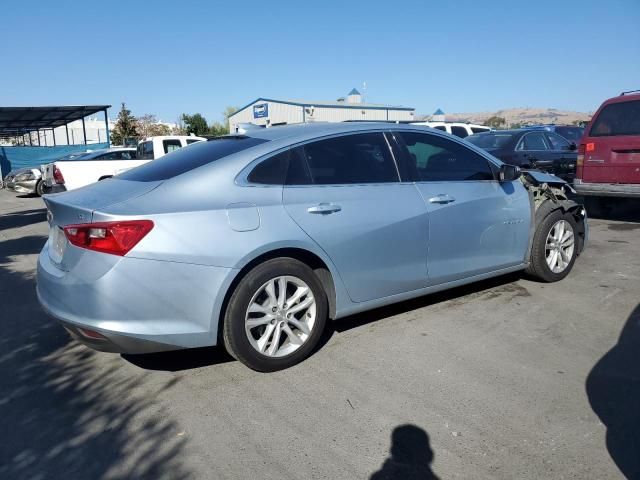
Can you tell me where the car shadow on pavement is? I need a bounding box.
[331,272,523,335]
[580,198,640,223]
[123,346,234,372]
[370,424,440,480]
[0,207,46,231]
[0,241,192,478]
[586,304,640,479]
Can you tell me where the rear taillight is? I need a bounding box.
[63,220,154,256]
[577,144,585,167]
[53,165,65,184]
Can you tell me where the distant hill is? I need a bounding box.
[418,108,593,127]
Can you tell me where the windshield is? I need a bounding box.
[117,136,269,182]
[555,126,584,143]
[465,133,514,149]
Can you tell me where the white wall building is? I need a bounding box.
[228,88,414,133]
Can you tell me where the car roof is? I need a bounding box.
[239,121,448,144]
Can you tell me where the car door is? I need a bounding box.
[545,132,577,180]
[394,130,531,285]
[282,132,429,303]
[514,131,555,171]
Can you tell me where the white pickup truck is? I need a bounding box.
[43,136,205,193]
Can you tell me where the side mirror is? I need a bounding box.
[499,164,520,182]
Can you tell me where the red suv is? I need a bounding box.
[574,91,640,201]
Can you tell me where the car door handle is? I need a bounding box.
[307,203,342,214]
[428,194,456,204]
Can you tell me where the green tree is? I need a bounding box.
[181,113,209,136]
[110,102,139,146]
[484,116,507,129]
[510,121,524,129]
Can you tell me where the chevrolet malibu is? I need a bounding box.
[37,123,587,371]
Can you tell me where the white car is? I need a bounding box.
[42,136,205,193]
[411,122,491,138]
[136,135,205,160]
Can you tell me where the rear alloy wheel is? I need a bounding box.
[526,210,578,282]
[223,258,327,371]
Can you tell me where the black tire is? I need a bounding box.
[222,258,328,372]
[526,209,578,282]
[35,179,45,197]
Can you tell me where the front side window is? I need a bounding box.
[294,133,399,185]
[546,132,570,150]
[590,100,640,136]
[518,132,549,151]
[163,139,182,154]
[450,126,469,138]
[433,125,447,132]
[397,131,495,182]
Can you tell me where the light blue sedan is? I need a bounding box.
[37,122,587,371]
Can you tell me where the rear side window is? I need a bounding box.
[247,150,288,185]
[397,131,495,182]
[471,127,490,134]
[546,132,570,150]
[119,137,268,182]
[294,133,399,185]
[590,100,640,136]
[518,132,549,150]
[450,126,469,138]
[186,138,202,144]
[137,141,154,160]
[163,139,182,154]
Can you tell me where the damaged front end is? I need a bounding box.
[520,170,588,254]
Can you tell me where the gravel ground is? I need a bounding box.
[0,190,638,479]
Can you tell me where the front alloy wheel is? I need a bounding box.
[544,219,575,274]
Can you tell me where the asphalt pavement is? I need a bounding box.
[0,189,638,479]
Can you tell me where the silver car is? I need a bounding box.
[4,167,44,196]
[37,122,587,371]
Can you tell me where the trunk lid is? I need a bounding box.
[42,179,161,270]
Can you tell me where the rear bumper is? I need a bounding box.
[36,242,236,354]
[43,184,67,194]
[573,179,640,198]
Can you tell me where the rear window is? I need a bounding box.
[466,133,514,149]
[119,136,268,182]
[590,100,640,137]
[450,126,469,138]
[554,126,584,143]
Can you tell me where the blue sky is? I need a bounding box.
[2,0,639,123]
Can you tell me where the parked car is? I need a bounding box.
[525,125,585,145]
[411,121,491,138]
[465,129,578,181]
[42,147,140,193]
[37,123,587,371]
[3,167,44,196]
[136,135,205,160]
[573,90,640,208]
[3,151,91,196]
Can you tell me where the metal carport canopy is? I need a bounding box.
[0,105,110,137]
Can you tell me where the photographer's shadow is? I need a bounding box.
[371,424,439,480]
